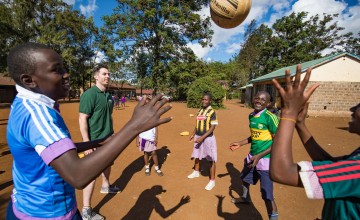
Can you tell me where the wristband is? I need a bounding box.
[280,117,296,123]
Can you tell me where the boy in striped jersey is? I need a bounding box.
[271,65,360,219]
[5,42,172,219]
[188,93,218,191]
[229,91,279,220]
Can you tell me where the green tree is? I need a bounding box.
[0,0,100,92]
[167,59,208,100]
[187,76,225,109]
[102,0,213,94]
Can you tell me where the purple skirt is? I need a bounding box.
[191,135,217,162]
[139,138,157,152]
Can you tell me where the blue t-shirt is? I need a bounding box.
[7,85,77,219]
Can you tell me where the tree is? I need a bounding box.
[102,0,213,94]
[187,76,225,109]
[0,0,100,92]
[167,59,208,100]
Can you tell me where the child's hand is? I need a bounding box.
[229,142,240,151]
[248,155,260,168]
[128,94,172,134]
[272,65,319,119]
[194,137,203,144]
[189,135,194,141]
[296,102,310,126]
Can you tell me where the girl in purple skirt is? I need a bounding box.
[188,93,218,190]
[136,96,163,176]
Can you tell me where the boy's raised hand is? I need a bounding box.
[128,94,172,134]
[272,64,319,118]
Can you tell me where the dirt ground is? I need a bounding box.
[1,99,359,219]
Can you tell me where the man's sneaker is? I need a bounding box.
[187,171,200,179]
[82,207,104,220]
[205,180,215,190]
[100,185,120,194]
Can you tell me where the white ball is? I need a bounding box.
[210,0,252,29]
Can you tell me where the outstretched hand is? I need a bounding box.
[272,65,319,118]
[180,195,191,204]
[128,94,172,134]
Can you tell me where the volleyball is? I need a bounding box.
[210,0,252,29]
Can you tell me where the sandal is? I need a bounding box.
[145,168,150,176]
[155,169,164,176]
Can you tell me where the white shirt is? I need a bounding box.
[139,127,156,141]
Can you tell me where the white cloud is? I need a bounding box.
[291,0,360,35]
[94,51,106,63]
[80,0,98,17]
[226,43,241,54]
[187,42,212,59]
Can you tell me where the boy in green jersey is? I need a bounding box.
[229,91,279,220]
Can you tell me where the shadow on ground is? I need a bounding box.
[93,146,171,212]
[121,185,190,220]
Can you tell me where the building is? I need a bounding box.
[88,82,137,99]
[246,53,360,116]
[239,83,253,106]
[136,89,154,96]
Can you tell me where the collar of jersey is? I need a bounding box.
[93,85,107,93]
[16,84,55,108]
[202,105,212,110]
[251,108,266,117]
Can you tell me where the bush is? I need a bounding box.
[187,76,225,109]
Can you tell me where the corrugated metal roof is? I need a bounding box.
[240,83,253,89]
[249,53,360,84]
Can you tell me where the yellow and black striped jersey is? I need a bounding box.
[195,106,218,136]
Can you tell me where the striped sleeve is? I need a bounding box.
[312,159,360,199]
[24,99,75,164]
[210,110,218,125]
[266,110,279,134]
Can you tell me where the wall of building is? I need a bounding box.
[303,56,360,82]
[307,81,360,115]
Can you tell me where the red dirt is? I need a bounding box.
[1,99,359,219]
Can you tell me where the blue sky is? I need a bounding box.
[64,0,360,62]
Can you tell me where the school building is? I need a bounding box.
[243,52,360,116]
[87,81,136,99]
[136,89,154,96]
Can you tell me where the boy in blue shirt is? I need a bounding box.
[6,42,172,219]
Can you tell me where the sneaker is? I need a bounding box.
[145,167,151,176]
[205,180,215,191]
[100,185,120,194]
[82,207,104,220]
[187,171,200,179]
[231,197,250,204]
[155,169,164,176]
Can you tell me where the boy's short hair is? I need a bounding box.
[7,42,50,85]
[203,93,212,100]
[93,63,109,76]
